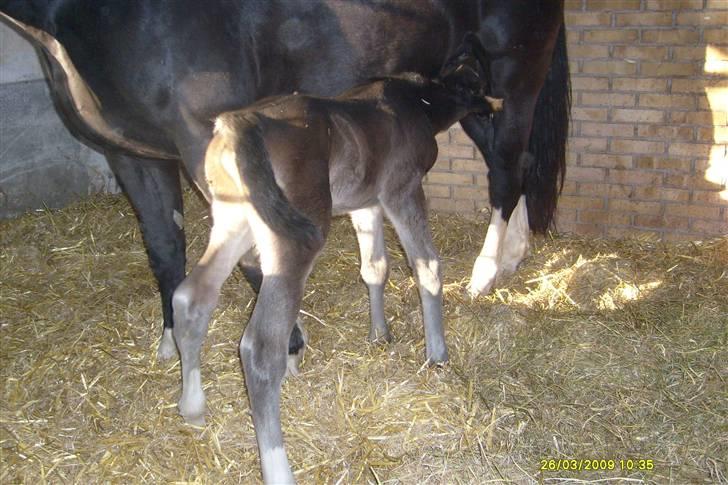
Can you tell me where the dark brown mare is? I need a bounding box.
[173,37,502,482]
[0,1,569,363]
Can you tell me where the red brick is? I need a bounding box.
[608,184,635,199]
[578,182,613,196]
[608,169,662,185]
[425,172,473,186]
[645,0,704,9]
[584,29,640,43]
[671,46,708,61]
[703,29,728,45]
[572,107,609,121]
[637,125,695,141]
[438,144,474,159]
[454,186,487,200]
[668,142,713,158]
[571,222,606,236]
[611,138,666,154]
[665,204,722,219]
[569,44,611,59]
[582,60,638,75]
[423,185,451,199]
[449,128,472,145]
[581,92,636,107]
[635,214,690,230]
[671,110,725,126]
[639,94,696,110]
[612,109,665,123]
[641,62,699,77]
[664,173,724,190]
[565,0,584,10]
[634,156,692,171]
[609,199,662,214]
[616,12,674,26]
[566,11,612,25]
[587,0,641,9]
[571,76,610,91]
[560,195,606,210]
[612,45,669,60]
[581,122,635,137]
[451,158,484,173]
[705,0,728,8]
[432,158,451,171]
[691,218,728,235]
[613,77,669,92]
[641,29,700,44]
[569,137,609,153]
[633,186,691,202]
[606,226,661,239]
[555,209,578,224]
[693,190,728,205]
[580,210,632,225]
[677,11,728,26]
[581,153,633,168]
[568,166,608,182]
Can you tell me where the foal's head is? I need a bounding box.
[438,33,503,115]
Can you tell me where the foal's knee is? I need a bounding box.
[360,256,388,286]
[414,257,442,296]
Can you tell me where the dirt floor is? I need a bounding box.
[1,192,726,484]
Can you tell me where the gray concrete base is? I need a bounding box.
[0,79,117,218]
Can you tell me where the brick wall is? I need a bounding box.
[425,0,728,241]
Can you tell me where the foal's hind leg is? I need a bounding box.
[240,237,322,484]
[350,205,391,343]
[173,203,253,425]
[238,248,309,376]
[381,185,447,364]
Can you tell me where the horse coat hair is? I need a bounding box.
[172,44,502,483]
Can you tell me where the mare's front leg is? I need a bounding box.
[172,202,254,425]
[350,205,391,342]
[105,152,185,361]
[460,93,538,296]
[240,235,323,484]
[380,185,447,364]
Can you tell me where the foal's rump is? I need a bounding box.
[207,112,328,249]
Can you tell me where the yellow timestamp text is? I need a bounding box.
[539,459,654,472]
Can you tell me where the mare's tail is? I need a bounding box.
[523,19,571,233]
[212,113,322,248]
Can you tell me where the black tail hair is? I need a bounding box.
[524,19,571,233]
[216,113,322,249]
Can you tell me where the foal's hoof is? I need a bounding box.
[181,412,206,427]
[156,328,178,361]
[368,327,392,344]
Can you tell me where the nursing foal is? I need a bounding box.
[172,35,501,483]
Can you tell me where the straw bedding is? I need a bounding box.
[1,191,726,483]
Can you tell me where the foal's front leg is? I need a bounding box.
[350,205,391,342]
[381,186,447,364]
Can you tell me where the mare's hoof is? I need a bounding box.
[157,328,178,361]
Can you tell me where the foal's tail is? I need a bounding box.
[523,18,571,233]
[213,113,322,249]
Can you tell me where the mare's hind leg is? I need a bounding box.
[380,185,447,364]
[240,237,322,484]
[350,205,391,343]
[105,152,186,361]
[173,202,254,425]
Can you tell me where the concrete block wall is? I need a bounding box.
[426,0,728,240]
[0,23,115,218]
